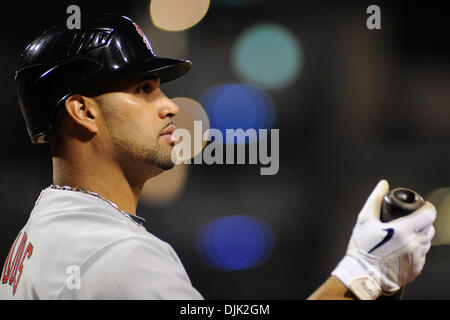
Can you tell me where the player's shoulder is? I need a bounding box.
[30,187,148,235]
[25,187,171,256]
[4,188,187,300]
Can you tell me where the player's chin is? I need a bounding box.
[157,158,176,170]
[158,149,177,170]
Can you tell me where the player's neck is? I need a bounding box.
[52,156,144,215]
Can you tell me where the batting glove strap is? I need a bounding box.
[332,255,382,300]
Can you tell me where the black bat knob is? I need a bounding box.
[381,188,425,223]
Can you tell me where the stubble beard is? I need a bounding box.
[112,135,175,172]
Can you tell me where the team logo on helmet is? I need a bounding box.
[132,22,154,54]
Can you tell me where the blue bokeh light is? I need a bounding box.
[199,83,275,143]
[197,215,275,271]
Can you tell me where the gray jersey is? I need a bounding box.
[0,187,203,300]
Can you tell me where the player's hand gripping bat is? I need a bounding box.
[332,180,435,300]
[378,188,424,300]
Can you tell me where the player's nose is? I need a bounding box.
[158,94,179,119]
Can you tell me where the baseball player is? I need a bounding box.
[1,13,436,300]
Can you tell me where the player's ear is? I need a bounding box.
[64,94,100,134]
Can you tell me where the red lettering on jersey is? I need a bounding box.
[13,243,33,295]
[1,232,33,295]
[2,233,20,284]
[9,232,27,285]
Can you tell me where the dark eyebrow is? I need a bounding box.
[131,74,160,86]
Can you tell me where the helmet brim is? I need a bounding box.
[133,56,192,84]
[78,56,192,96]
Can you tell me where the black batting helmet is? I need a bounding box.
[15,13,192,143]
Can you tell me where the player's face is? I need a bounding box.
[95,75,179,173]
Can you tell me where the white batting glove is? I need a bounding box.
[331,180,436,300]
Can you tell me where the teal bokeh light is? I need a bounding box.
[232,23,302,90]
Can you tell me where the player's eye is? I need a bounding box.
[136,82,153,94]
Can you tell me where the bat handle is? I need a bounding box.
[378,187,424,300]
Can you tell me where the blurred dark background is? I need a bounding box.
[1,0,449,299]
